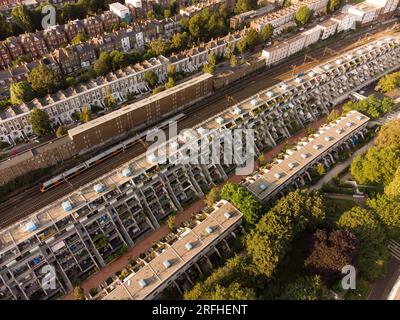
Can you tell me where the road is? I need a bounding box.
[0,23,396,229]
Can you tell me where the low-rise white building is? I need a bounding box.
[366,0,400,14]
[302,26,322,47]
[109,2,130,19]
[348,2,381,24]
[262,42,290,66]
[317,19,338,40]
[125,0,142,8]
[331,13,356,33]
[287,34,306,57]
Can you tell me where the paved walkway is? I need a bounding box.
[63,113,329,299]
[309,140,375,192]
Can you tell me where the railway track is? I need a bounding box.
[0,24,395,228]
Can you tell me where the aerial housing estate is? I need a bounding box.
[0,35,399,300]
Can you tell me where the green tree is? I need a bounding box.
[350,146,400,185]
[147,9,155,20]
[171,32,189,51]
[73,285,85,300]
[188,14,202,41]
[145,70,158,88]
[245,29,260,49]
[281,275,329,300]
[230,54,238,67]
[184,255,257,300]
[165,76,175,89]
[337,207,388,280]
[10,81,35,105]
[164,8,171,18]
[56,126,68,137]
[0,13,12,40]
[166,214,176,232]
[304,229,357,283]
[62,3,87,21]
[220,183,263,225]
[104,88,116,109]
[328,0,341,12]
[93,52,112,76]
[295,6,313,27]
[110,50,129,71]
[71,32,87,45]
[260,24,273,42]
[204,187,221,208]
[375,119,400,148]
[234,0,257,14]
[29,108,52,137]
[236,38,247,55]
[210,282,256,300]
[28,65,65,96]
[148,37,169,56]
[384,167,400,199]
[343,95,393,119]
[246,190,325,277]
[11,55,33,67]
[376,71,400,93]
[12,5,34,33]
[326,109,341,123]
[315,163,326,176]
[367,194,400,241]
[79,105,92,123]
[167,64,175,77]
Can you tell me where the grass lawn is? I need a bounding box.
[325,198,358,226]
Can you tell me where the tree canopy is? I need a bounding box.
[367,194,400,241]
[145,70,158,88]
[204,187,221,207]
[342,95,393,119]
[376,71,400,93]
[10,81,35,105]
[0,13,12,40]
[304,229,357,283]
[29,108,52,137]
[337,207,388,280]
[295,6,313,27]
[245,190,325,277]
[79,105,92,123]
[260,24,273,42]
[11,5,34,33]
[148,37,170,56]
[93,52,112,76]
[350,146,400,185]
[183,255,258,300]
[28,65,65,96]
[220,183,263,225]
[375,119,400,148]
[234,0,257,14]
[281,275,329,300]
[328,0,342,12]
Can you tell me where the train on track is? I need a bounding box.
[40,113,186,192]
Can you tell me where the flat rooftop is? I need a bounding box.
[102,200,243,300]
[68,73,213,138]
[245,111,369,201]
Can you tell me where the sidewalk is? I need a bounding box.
[63,114,329,299]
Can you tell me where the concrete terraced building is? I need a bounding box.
[0,35,399,300]
[243,110,369,203]
[98,200,243,300]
